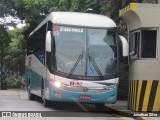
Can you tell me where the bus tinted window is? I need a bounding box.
[28,24,47,55]
[53,26,85,75]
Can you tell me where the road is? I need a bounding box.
[0,89,134,120]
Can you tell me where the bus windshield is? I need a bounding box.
[53,25,117,79]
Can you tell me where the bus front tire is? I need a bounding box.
[43,99,51,107]
[28,90,35,100]
[41,88,51,107]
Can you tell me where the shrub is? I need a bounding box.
[7,76,25,89]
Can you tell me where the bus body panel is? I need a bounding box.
[47,81,117,103]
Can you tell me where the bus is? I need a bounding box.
[25,12,128,110]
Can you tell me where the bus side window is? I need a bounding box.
[28,24,47,54]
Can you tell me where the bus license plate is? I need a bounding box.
[79,95,91,100]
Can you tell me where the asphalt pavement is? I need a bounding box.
[0,89,150,120]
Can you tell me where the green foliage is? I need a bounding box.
[0,25,11,49]
[0,25,11,72]
[8,25,28,53]
[6,25,29,76]
[0,25,28,85]
[7,77,25,89]
[0,0,16,28]
[0,0,15,18]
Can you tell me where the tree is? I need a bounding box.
[5,25,28,78]
[0,25,11,72]
[0,23,28,84]
[0,25,11,89]
[0,0,17,28]
[0,0,15,18]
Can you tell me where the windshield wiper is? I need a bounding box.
[68,48,84,78]
[68,54,83,78]
[88,55,104,79]
[68,50,104,80]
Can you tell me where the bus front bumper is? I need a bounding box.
[47,85,117,104]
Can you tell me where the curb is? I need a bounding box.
[105,105,148,120]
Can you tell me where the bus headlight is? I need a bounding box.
[51,80,67,88]
[54,81,61,88]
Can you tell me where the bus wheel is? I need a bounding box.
[43,99,51,107]
[42,93,50,107]
[41,88,50,107]
[95,103,105,111]
[28,89,35,100]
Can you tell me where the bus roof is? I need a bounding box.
[50,12,116,27]
[30,12,116,36]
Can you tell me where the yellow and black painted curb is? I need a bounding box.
[128,80,160,112]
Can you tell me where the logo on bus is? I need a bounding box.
[70,81,83,86]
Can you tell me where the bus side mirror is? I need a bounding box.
[46,31,52,52]
[119,35,128,57]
